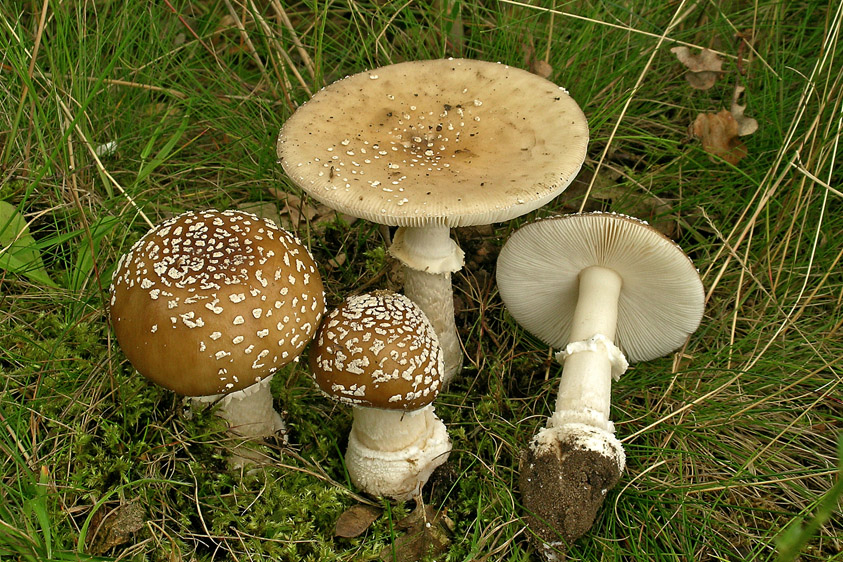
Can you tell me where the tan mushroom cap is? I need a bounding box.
[277,58,588,227]
[496,213,705,362]
[109,209,326,397]
[309,291,443,410]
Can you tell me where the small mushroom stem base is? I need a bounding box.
[191,375,285,439]
[390,226,465,385]
[346,405,451,502]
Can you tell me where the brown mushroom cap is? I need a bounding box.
[496,213,705,362]
[309,291,443,410]
[109,209,326,397]
[277,58,588,227]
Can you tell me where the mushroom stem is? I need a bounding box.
[346,405,451,501]
[402,270,463,382]
[191,375,285,438]
[521,266,627,548]
[390,225,464,272]
[390,226,465,383]
[551,266,624,431]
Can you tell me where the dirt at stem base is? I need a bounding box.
[519,434,623,558]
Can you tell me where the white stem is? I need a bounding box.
[551,266,623,431]
[191,375,285,439]
[350,407,430,451]
[402,269,463,383]
[346,406,451,501]
[390,226,465,385]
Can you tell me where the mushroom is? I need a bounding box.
[495,212,705,551]
[309,290,450,501]
[109,209,326,444]
[278,58,588,384]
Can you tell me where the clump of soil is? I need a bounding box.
[519,432,623,559]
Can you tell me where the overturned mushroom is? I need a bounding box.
[496,212,704,554]
[109,209,326,445]
[278,58,588,384]
[309,290,450,501]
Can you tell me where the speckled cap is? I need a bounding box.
[309,291,443,410]
[277,58,588,227]
[109,209,326,397]
[496,213,705,362]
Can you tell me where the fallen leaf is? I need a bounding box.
[312,204,359,232]
[335,503,382,538]
[267,189,317,230]
[531,59,553,79]
[379,503,453,562]
[690,109,748,165]
[559,168,679,236]
[142,103,182,118]
[671,46,723,90]
[237,201,282,222]
[730,85,758,136]
[522,35,553,79]
[326,252,347,270]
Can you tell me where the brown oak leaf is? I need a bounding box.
[334,504,383,538]
[690,109,748,165]
[671,46,723,90]
[731,85,759,136]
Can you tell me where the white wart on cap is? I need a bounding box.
[496,212,705,362]
[109,209,326,397]
[309,291,443,411]
[277,58,588,228]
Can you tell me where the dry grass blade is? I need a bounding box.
[270,0,316,82]
[499,0,773,72]
[576,0,692,212]
[54,93,153,228]
[222,0,277,98]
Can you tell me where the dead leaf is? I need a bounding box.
[558,167,622,213]
[379,503,453,562]
[522,35,552,79]
[327,252,347,270]
[142,103,182,118]
[212,15,251,56]
[531,59,553,79]
[87,503,145,555]
[335,504,382,538]
[560,168,678,236]
[267,189,317,230]
[671,47,723,90]
[312,204,359,232]
[730,85,758,136]
[690,109,748,165]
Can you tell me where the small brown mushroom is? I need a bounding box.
[109,209,325,442]
[309,290,450,501]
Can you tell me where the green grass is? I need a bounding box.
[1,0,841,560]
